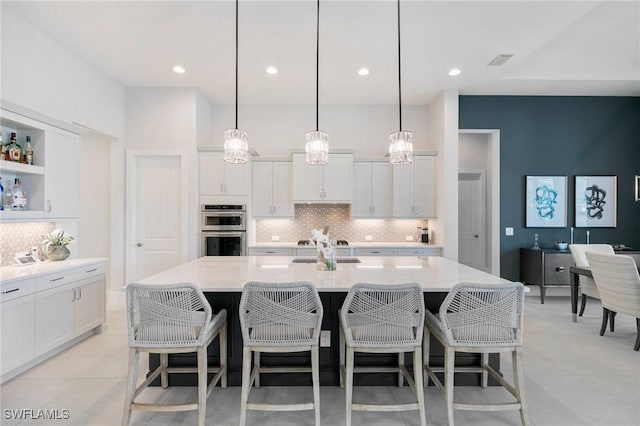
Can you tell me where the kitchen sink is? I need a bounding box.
[291,257,361,264]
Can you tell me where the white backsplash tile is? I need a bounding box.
[0,222,55,266]
[256,204,427,243]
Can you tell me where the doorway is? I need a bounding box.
[459,170,487,271]
[125,151,188,284]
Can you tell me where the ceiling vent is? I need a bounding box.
[488,54,514,66]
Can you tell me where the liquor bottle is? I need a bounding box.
[23,136,34,165]
[0,176,4,211]
[0,134,5,160]
[11,177,27,210]
[7,132,22,163]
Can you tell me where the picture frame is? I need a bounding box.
[526,176,567,227]
[636,175,640,202]
[574,175,617,227]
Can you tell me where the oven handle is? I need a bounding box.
[201,231,246,238]
[201,211,246,217]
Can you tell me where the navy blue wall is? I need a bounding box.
[459,96,640,281]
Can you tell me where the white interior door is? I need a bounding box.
[127,152,187,283]
[458,171,487,271]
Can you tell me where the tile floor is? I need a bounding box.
[1,287,639,426]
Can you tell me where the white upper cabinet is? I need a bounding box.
[45,128,80,218]
[199,151,249,196]
[352,161,392,218]
[392,155,437,218]
[292,153,353,203]
[252,161,294,217]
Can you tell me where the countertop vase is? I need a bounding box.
[47,245,70,261]
[317,245,336,271]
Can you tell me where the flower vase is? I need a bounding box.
[317,244,336,271]
[47,245,70,261]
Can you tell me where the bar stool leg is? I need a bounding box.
[398,351,404,387]
[239,346,252,426]
[311,345,321,426]
[422,329,431,387]
[254,352,261,388]
[413,347,426,426]
[197,346,207,426]
[345,347,355,426]
[444,347,455,426]
[121,348,139,426]
[481,352,488,388]
[160,353,168,388]
[339,323,345,388]
[220,323,227,388]
[513,348,530,426]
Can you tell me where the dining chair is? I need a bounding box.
[122,283,227,426]
[423,282,529,426]
[585,253,640,351]
[238,281,323,426]
[339,283,426,426]
[569,244,614,316]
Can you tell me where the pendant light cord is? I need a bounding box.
[235,0,239,129]
[315,0,320,132]
[397,0,402,132]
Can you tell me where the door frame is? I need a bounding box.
[125,150,189,285]
[458,129,500,276]
[458,169,488,272]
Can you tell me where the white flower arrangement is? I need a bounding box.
[312,227,335,271]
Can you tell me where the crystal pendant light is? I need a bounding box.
[389,0,413,165]
[224,0,248,164]
[305,0,329,165]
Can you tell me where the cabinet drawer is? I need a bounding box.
[397,247,441,256]
[34,262,106,293]
[78,262,106,278]
[249,248,294,256]
[544,254,571,285]
[1,279,35,303]
[354,248,398,256]
[295,247,317,256]
[335,248,351,257]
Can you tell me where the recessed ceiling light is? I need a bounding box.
[448,68,461,77]
[266,66,278,75]
[172,65,186,74]
[358,68,370,76]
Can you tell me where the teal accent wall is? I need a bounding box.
[459,96,640,281]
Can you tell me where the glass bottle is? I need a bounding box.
[0,176,4,211]
[23,136,34,165]
[11,177,27,210]
[7,132,22,163]
[0,134,5,160]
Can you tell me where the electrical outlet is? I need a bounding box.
[505,227,514,236]
[365,235,373,241]
[405,235,414,241]
[271,235,280,241]
[320,330,331,347]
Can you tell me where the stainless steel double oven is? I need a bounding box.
[200,204,246,256]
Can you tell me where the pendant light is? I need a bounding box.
[224,0,249,164]
[389,0,413,165]
[305,0,329,165]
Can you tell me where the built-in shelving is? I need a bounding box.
[0,160,45,176]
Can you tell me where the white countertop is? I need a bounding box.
[250,242,442,249]
[0,257,108,284]
[136,256,509,292]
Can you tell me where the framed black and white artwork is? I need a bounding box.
[525,176,567,227]
[574,175,617,227]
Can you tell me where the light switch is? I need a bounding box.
[365,235,373,241]
[271,235,280,241]
[505,227,514,236]
[320,330,331,347]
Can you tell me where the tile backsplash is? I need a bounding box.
[256,204,428,243]
[0,222,55,266]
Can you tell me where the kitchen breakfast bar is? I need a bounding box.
[137,256,513,386]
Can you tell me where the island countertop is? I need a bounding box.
[136,256,510,291]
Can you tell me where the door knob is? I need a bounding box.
[136,243,144,247]
[474,235,479,238]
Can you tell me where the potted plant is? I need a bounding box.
[40,228,75,261]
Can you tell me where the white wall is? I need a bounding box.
[208,104,432,156]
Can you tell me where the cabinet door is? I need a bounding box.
[293,154,323,202]
[370,162,392,217]
[199,152,224,195]
[272,162,294,217]
[34,283,74,356]
[322,154,353,202]
[0,295,35,375]
[352,163,372,217]
[252,162,274,217]
[74,275,106,335]
[392,162,415,217]
[223,161,249,195]
[44,129,80,218]
[414,156,437,218]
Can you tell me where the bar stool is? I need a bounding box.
[239,281,323,426]
[122,283,227,426]
[339,283,426,426]
[423,282,528,426]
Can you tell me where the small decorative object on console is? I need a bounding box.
[554,241,568,250]
[311,226,336,271]
[40,228,75,261]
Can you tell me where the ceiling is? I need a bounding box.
[4,1,639,105]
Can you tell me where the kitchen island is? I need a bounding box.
[137,256,512,386]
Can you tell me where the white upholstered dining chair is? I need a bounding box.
[585,253,640,351]
[423,282,529,426]
[122,283,227,426]
[569,244,614,317]
[238,281,323,426]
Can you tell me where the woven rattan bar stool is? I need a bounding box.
[122,283,227,426]
[423,282,529,426]
[239,281,323,426]
[339,283,426,426]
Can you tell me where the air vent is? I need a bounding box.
[488,54,514,66]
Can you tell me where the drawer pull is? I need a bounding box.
[86,268,98,273]
[50,277,64,282]
[266,251,275,254]
[556,267,565,272]
[2,288,20,295]
[371,251,380,254]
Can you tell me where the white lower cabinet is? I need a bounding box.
[0,260,106,383]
